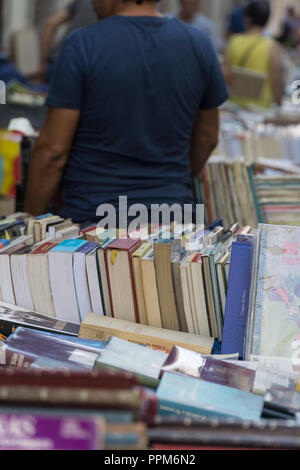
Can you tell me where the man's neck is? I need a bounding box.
[115,3,163,17]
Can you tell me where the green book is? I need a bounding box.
[93,337,167,388]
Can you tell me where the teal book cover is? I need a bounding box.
[94,337,167,388]
[157,372,264,422]
[247,164,264,224]
[50,239,87,253]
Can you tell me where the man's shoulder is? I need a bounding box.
[65,17,115,43]
[173,17,212,42]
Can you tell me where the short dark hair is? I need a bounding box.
[245,0,270,27]
[124,0,160,4]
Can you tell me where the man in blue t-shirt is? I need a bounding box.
[25,0,228,224]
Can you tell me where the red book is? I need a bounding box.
[105,239,142,323]
[30,241,58,255]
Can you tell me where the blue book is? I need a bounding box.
[34,213,53,220]
[221,242,253,359]
[8,327,107,350]
[50,239,87,253]
[157,372,264,422]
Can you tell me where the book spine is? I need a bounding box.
[104,249,115,319]
[0,342,37,368]
[94,362,159,389]
[127,250,140,323]
[79,325,213,355]
[0,386,141,410]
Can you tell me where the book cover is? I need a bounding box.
[157,372,264,421]
[221,242,253,359]
[0,302,79,338]
[0,326,100,370]
[161,346,255,392]
[49,239,87,253]
[0,413,104,450]
[249,225,300,358]
[94,337,166,388]
[79,313,214,355]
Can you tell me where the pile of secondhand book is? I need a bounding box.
[196,106,300,228]
[0,213,300,449]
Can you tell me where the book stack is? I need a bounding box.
[0,214,254,343]
[195,158,261,228]
[0,366,152,450]
[255,174,300,226]
[215,107,300,166]
[149,417,300,450]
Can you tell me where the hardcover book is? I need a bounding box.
[221,242,253,359]
[157,372,264,421]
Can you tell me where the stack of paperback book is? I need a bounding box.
[195,158,261,227]
[0,212,254,344]
[255,174,300,226]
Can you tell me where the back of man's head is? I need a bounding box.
[245,0,270,28]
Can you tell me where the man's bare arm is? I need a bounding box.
[39,9,71,80]
[190,108,219,178]
[24,108,80,216]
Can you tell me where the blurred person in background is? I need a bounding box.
[227,0,247,38]
[284,6,300,48]
[170,0,220,51]
[39,0,97,82]
[223,0,284,109]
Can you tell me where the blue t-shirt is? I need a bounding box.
[46,15,228,223]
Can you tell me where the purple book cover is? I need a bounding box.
[0,413,103,450]
[161,346,255,392]
[76,242,99,254]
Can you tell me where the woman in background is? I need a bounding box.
[223,0,284,109]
